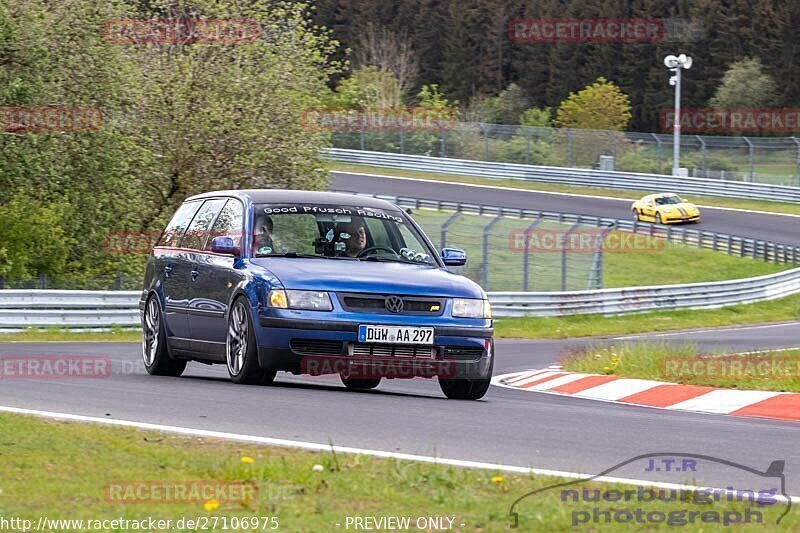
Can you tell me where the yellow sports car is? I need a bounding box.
[631,193,700,224]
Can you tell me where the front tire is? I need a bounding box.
[227,297,276,385]
[340,376,381,390]
[142,296,186,377]
[439,376,491,400]
[655,212,663,225]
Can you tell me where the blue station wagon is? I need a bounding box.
[140,190,494,399]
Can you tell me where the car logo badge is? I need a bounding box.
[385,295,404,313]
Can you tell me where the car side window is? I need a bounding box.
[157,201,202,247]
[180,199,226,250]
[205,199,244,251]
[364,218,391,248]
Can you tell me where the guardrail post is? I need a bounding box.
[482,215,504,288]
[711,232,718,251]
[651,133,662,174]
[696,136,707,178]
[743,137,755,182]
[440,211,461,250]
[522,218,543,291]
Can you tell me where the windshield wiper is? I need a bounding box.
[256,252,350,260]
[358,256,427,265]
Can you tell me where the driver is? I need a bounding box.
[336,218,367,258]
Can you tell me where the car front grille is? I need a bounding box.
[352,343,436,358]
[338,293,445,316]
[290,339,345,357]
[441,346,485,361]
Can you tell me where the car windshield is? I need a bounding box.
[654,195,681,205]
[252,203,437,265]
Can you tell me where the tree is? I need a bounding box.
[554,77,632,130]
[520,107,552,127]
[708,57,780,108]
[330,66,404,109]
[353,23,419,98]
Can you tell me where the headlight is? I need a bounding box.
[452,298,491,318]
[268,289,333,311]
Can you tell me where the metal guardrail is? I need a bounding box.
[0,290,140,328]
[490,267,800,317]
[2,266,800,327]
[326,148,800,203]
[342,192,800,265]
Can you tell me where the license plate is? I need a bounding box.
[358,325,434,345]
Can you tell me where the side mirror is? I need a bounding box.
[210,236,240,256]
[441,247,467,266]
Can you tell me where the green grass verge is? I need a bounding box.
[0,413,794,531]
[329,162,800,217]
[0,327,140,343]
[494,293,800,340]
[562,342,800,393]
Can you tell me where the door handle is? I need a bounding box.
[191,269,199,281]
[164,264,173,277]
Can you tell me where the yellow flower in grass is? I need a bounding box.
[241,456,255,464]
[203,499,220,512]
[491,475,504,484]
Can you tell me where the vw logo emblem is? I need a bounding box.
[385,295,404,313]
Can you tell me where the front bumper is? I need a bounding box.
[257,316,494,380]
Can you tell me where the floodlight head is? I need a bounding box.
[664,55,679,68]
[678,53,688,63]
[683,56,693,69]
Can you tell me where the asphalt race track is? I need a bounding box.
[2,322,799,494]
[330,171,800,246]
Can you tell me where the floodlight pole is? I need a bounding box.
[672,67,681,177]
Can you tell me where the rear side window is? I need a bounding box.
[181,199,227,250]
[157,201,202,247]
[205,199,244,251]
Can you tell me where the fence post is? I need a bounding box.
[359,114,365,151]
[792,136,800,186]
[525,127,531,165]
[696,135,707,178]
[522,218,543,291]
[743,136,754,182]
[399,122,405,154]
[439,122,446,158]
[651,133,662,174]
[561,223,580,291]
[566,129,574,167]
[607,131,617,161]
[483,123,489,161]
[482,215,504,288]
[440,211,461,250]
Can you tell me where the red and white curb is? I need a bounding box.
[492,366,800,422]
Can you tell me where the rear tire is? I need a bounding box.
[632,209,640,222]
[439,376,491,400]
[340,376,381,390]
[142,296,186,377]
[227,297,276,385]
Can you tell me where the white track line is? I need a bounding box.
[611,322,800,340]
[2,404,798,502]
[331,170,800,218]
